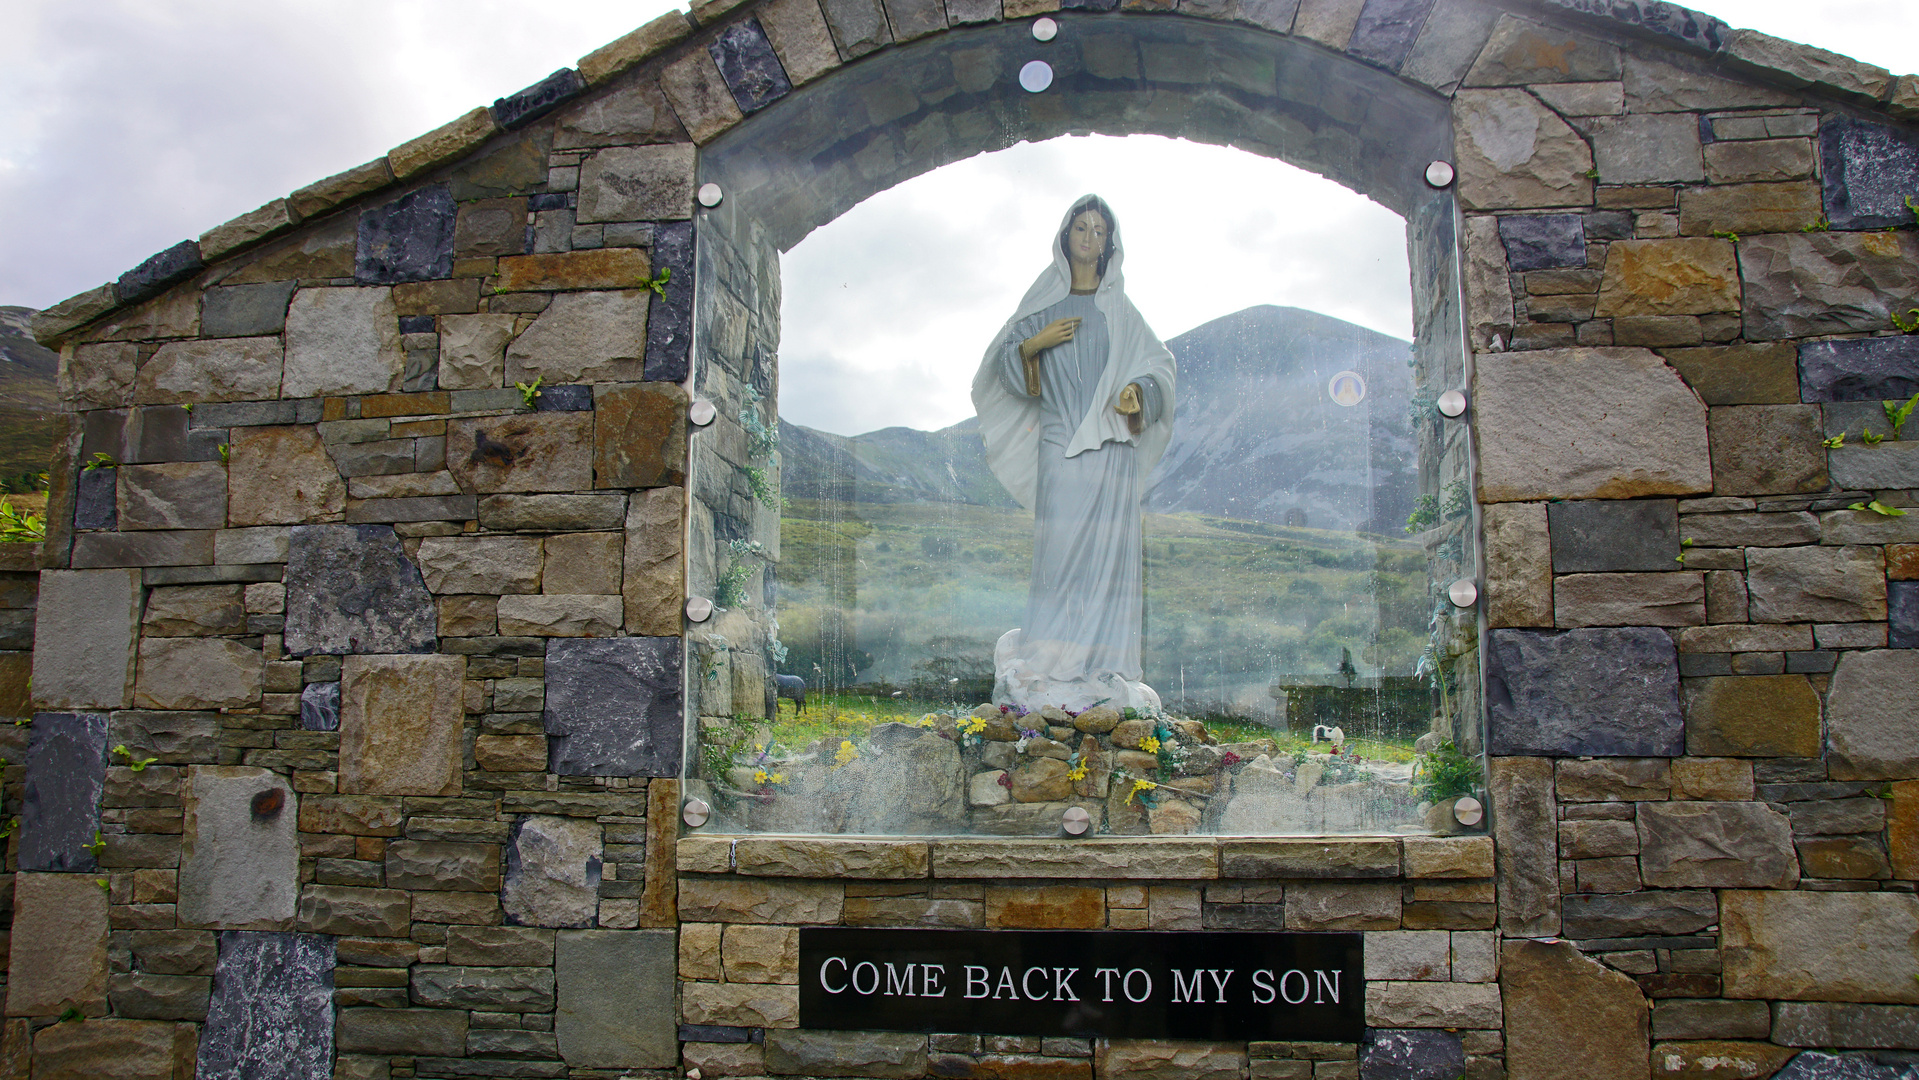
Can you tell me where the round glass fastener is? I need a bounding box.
[1032,16,1058,41]
[1424,160,1455,188]
[685,596,714,623]
[697,182,724,208]
[1447,578,1479,608]
[1062,806,1092,835]
[689,399,718,426]
[1437,389,1468,418]
[683,797,711,828]
[1019,60,1054,93]
[1453,795,1484,827]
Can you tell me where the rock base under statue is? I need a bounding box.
[991,628,1162,713]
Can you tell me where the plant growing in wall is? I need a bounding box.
[738,384,780,510]
[715,538,765,609]
[1412,739,1478,804]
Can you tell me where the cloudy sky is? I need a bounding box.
[4,1,1914,431]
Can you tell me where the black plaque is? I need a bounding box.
[799,929,1362,1041]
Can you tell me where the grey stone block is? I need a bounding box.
[1548,498,1679,572]
[198,932,335,1080]
[283,524,437,658]
[1799,338,1919,403]
[201,281,297,338]
[190,400,323,429]
[1500,216,1586,272]
[1530,0,1731,53]
[1487,627,1684,756]
[410,965,554,1012]
[710,20,792,115]
[337,1007,466,1056]
[493,68,586,130]
[477,494,625,531]
[555,930,677,1068]
[109,972,211,1020]
[143,565,282,586]
[111,711,221,764]
[1772,1002,1919,1051]
[543,637,683,776]
[1358,1028,1464,1080]
[1773,1051,1914,1080]
[19,712,109,872]
[70,530,214,568]
[1891,582,1919,649]
[504,815,601,929]
[118,239,204,304]
[1561,890,1716,939]
[819,0,892,58]
[644,221,694,383]
[1830,443,1919,491]
[32,568,140,709]
[300,682,340,731]
[1821,117,1919,231]
[75,467,116,530]
[1346,0,1436,72]
[341,495,479,524]
[180,766,300,930]
[356,184,457,285]
[131,405,192,463]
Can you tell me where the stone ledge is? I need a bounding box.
[674,835,1494,880]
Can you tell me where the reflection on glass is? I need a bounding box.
[689,134,1484,838]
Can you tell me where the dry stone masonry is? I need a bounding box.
[2,0,1918,1077]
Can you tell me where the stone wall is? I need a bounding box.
[5,0,1918,1078]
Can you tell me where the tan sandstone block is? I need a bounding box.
[579,11,695,86]
[680,923,722,980]
[339,654,466,797]
[31,1018,197,1080]
[1596,239,1741,316]
[1502,940,1646,1079]
[1482,502,1551,627]
[1721,890,1919,1004]
[389,107,499,180]
[735,838,929,879]
[723,924,800,984]
[1402,836,1494,879]
[4,873,110,1017]
[984,886,1105,929]
[678,878,843,924]
[226,425,347,527]
[624,487,684,636]
[681,981,799,1028]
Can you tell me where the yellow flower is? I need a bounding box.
[1067,761,1088,782]
[1126,777,1158,804]
[753,768,770,784]
[1139,735,1161,754]
[916,714,938,728]
[834,740,860,768]
[960,716,987,736]
[770,772,786,785]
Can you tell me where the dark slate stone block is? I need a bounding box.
[190,400,317,429]
[1359,1028,1464,1080]
[283,524,437,658]
[1821,117,1919,232]
[544,637,684,776]
[1498,214,1587,271]
[1786,650,1838,673]
[644,222,695,383]
[201,281,297,338]
[300,682,341,731]
[356,184,457,285]
[145,564,281,586]
[534,384,593,412]
[1561,890,1716,940]
[493,68,586,131]
[398,315,437,334]
[132,405,193,464]
[81,409,130,464]
[1677,652,1731,677]
[117,240,204,305]
[1772,1051,1912,1080]
[185,429,229,463]
[1530,0,1730,52]
[1889,581,1919,648]
[0,610,30,652]
[75,467,116,531]
[1345,0,1437,71]
[19,712,110,872]
[1486,627,1683,757]
[1798,338,1919,403]
[1583,210,1634,240]
[1547,499,1680,572]
[680,1024,754,1044]
[196,931,335,1080]
[709,20,793,116]
[529,192,570,212]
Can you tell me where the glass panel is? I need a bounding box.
[683,17,1484,837]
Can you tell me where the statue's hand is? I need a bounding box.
[1115,382,1142,415]
[1021,317,1081,360]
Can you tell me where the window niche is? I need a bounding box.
[682,15,1483,839]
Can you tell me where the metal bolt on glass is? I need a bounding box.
[1424,160,1455,188]
[1452,795,1483,827]
[1032,16,1058,41]
[1062,806,1091,835]
[683,797,711,828]
[1437,389,1467,418]
[697,182,724,208]
[1447,578,1478,609]
[685,596,714,623]
[689,399,717,426]
[1019,61,1054,93]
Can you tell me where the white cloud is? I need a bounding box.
[780,134,1412,436]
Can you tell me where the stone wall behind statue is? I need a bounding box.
[3,0,1919,1076]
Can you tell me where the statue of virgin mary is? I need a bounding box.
[970,195,1177,713]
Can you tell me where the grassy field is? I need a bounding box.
[772,498,1433,742]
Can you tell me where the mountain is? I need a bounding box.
[778,305,1417,534]
[0,307,59,480]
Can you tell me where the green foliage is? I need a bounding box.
[0,497,45,543]
[1886,394,1919,439]
[112,744,159,771]
[0,471,47,495]
[1404,493,1439,533]
[1711,231,1741,243]
[82,829,106,858]
[1863,427,1885,445]
[1802,215,1831,232]
[516,377,544,408]
[0,816,18,839]
[217,443,230,465]
[1909,195,1919,224]
[1583,167,1600,181]
[1893,306,1919,335]
[639,266,672,298]
[1413,739,1480,803]
[715,538,765,609]
[81,452,116,471]
[742,463,778,509]
[1824,434,1847,449]
[1675,538,1694,564]
[1849,499,1908,517]
[57,1006,82,1024]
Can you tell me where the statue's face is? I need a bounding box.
[1067,210,1109,269]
